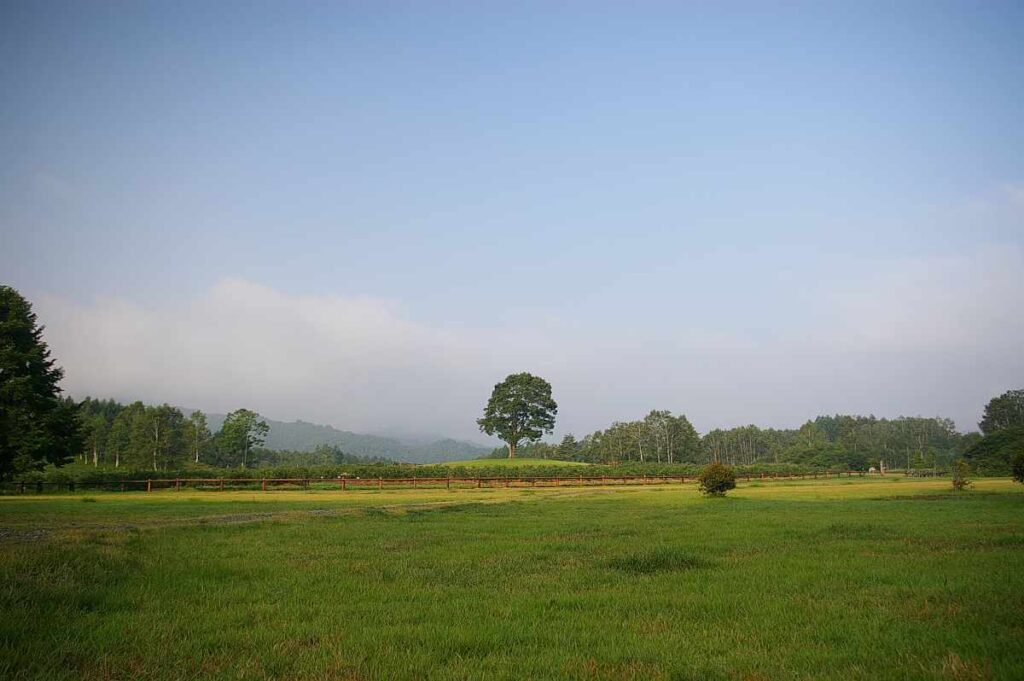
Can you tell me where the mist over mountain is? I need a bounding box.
[200,411,489,464]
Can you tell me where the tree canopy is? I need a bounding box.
[979,389,1024,436]
[220,408,270,468]
[478,372,557,458]
[0,286,82,480]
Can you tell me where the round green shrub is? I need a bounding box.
[698,462,737,497]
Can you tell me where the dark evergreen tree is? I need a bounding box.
[0,286,83,479]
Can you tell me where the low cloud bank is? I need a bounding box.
[36,248,1024,440]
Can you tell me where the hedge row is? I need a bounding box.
[11,461,852,485]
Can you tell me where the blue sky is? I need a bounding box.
[2,1,1022,441]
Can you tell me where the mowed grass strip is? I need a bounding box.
[1,479,1022,680]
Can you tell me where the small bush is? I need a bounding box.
[698,462,736,497]
[951,459,972,491]
[1012,452,1024,484]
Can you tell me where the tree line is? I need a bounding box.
[78,399,270,470]
[490,408,1009,472]
[475,373,989,472]
[77,398,389,471]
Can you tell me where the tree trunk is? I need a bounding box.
[507,441,516,459]
[92,443,98,467]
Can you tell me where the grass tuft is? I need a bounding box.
[823,522,893,539]
[604,547,709,574]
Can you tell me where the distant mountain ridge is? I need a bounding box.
[201,412,489,464]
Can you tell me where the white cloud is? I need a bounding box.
[35,248,1024,440]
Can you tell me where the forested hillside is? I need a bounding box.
[199,413,489,463]
[74,399,488,468]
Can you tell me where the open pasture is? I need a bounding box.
[2,477,1022,680]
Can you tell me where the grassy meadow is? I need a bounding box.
[2,477,1023,680]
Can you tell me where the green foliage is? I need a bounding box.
[979,389,1024,436]
[567,410,700,464]
[477,372,557,458]
[1012,451,1024,484]
[557,433,579,460]
[183,410,211,464]
[219,409,269,468]
[951,459,972,491]
[702,414,962,471]
[8,460,828,487]
[962,425,1024,475]
[698,462,737,496]
[254,444,389,467]
[0,286,82,480]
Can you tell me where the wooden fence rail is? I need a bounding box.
[1,471,873,494]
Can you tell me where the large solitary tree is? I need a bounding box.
[477,372,557,458]
[0,285,83,480]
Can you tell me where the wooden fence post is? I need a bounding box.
[342,477,347,491]
[446,477,450,490]
[146,480,152,493]
[378,477,383,490]
[261,478,266,491]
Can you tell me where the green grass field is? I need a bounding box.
[441,457,590,468]
[2,478,1023,680]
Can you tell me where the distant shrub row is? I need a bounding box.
[11,461,843,485]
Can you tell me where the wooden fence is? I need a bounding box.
[2,471,871,494]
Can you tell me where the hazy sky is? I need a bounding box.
[2,1,1022,442]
